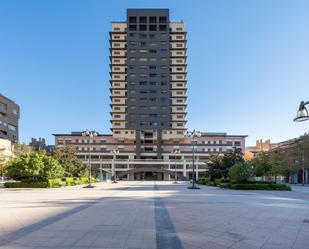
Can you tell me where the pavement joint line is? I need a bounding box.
[154,182,184,249]
[0,185,130,247]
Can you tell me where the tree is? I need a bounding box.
[6,151,64,182]
[51,145,87,177]
[207,154,224,180]
[229,162,253,184]
[270,150,290,182]
[291,136,309,185]
[250,151,272,177]
[0,148,8,181]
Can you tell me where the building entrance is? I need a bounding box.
[134,172,164,180]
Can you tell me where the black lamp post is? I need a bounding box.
[186,129,201,189]
[82,130,97,188]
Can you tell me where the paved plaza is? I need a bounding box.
[0,182,309,249]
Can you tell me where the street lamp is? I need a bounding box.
[186,129,201,189]
[294,101,309,122]
[173,149,180,184]
[111,149,119,183]
[82,130,97,188]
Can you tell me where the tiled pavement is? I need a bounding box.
[0,181,309,249]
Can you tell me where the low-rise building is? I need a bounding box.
[54,132,246,181]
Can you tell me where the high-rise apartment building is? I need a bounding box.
[0,94,19,142]
[54,9,247,181]
[110,9,187,159]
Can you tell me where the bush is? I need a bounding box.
[214,179,222,186]
[4,181,49,188]
[229,162,253,184]
[197,177,211,185]
[65,177,75,186]
[79,177,89,184]
[227,183,291,191]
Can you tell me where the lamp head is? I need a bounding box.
[294,101,309,122]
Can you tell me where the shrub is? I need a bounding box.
[229,162,253,184]
[79,177,89,184]
[65,178,75,186]
[228,183,291,191]
[48,178,63,188]
[214,179,222,186]
[4,182,49,188]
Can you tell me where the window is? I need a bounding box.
[159,16,167,23]
[149,98,156,102]
[176,43,183,47]
[149,73,157,77]
[176,27,183,31]
[12,109,17,115]
[176,67,183,71]
[0,103,7,111]
[140,42,146,46]
[139,16,147,23]
[149,16,157,23]
[139,34,147,39]
[139,49,147,53]
[149,90,157,94]
[149,34,156,39]
[161,82,168,86]
[113,27,120,31]
[149,49,157,54]
[159,25,167,31]
[129,41,136,45]
[140,81,147,86]
[161,97,167,102]
[149,82,156,86]
[235,141,241,146]
[129,16,137,23]
[139,58,148,62]
[8,124,16,131]
[161,58,167,62]
[149,114,157,118]
[149,66,156,70]
[139,25,147,31]
[129,25,137,31]
[129,33,136,37]
[149,58,157,62]
[140,65,147,69]
[160,41,167,45]
[149,25,157,31]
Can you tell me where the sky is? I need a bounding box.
[1,0,309,146]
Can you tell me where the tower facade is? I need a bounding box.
[110,9,187,159]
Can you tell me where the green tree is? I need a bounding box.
[221,148,244,178]
[6,151,64,182]
[270,151,290,182]
[291,136,309,184]
[229,162,254,184]
[0,148,8,181]
[51,145,87,177]
[207,154,224,180]
[250,151,272,177]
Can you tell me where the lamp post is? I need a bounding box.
[294,101,309,122]
[111,149,119,183]
[186,129,201,189]
[82,130,97,188]
[173,149,180,184]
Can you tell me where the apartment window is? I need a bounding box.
[176,51,183,55]
[149,25,157,31]
[177,123,183,127]
[161,58,167,62]
[149,98,156,102]
[149,34,156,39]
[12,109,17,115]
[161,82,167,86]
[139,58,148,62]
[140,97,147,101]
[176,43,183,48]
[161,97,167,102]
[113,27,120,31]
[227,141,233,146]
[177,115,183,118]
[149,114,157,118]
[176,83,183,87]
[149,58,157,62]
[176,35,183,39]
[139,34,147,39]
[160,41,167,45]
[176,27,183,31]
[149,66,156,70]
[130,90,136,94]
[139,25,147,31]
[177,99,183,103]
[140,81,147,86]
[176,91,182,95]
[149,73,157,77]
[129,25,137,31]
[159,25,167,31]
[140,74,147,78]
[149,16,157,23]
[159,16,167,23]
[176,75,183,79]
[161,90,168,94]
[129,16,137,23]
[176,67,183,71]
[176,59,183,63]
[149,49,157,54]
[235,141,241,146]
[0,103,7,111]
[140,42,146,46]
[129,33,136,37]
[149,90,157,94]
[8,124,16,131]
[139,16,147,23]
[114,114,121,118]
[161,66,168,70]
[140,90,147,94]
[139,49,147,53]
[149,82,156,86]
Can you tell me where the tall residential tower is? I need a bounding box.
[110,9,187,159]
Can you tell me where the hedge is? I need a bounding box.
[4,182,49,188]
[5,177,95,188]
[226,183,291,191]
